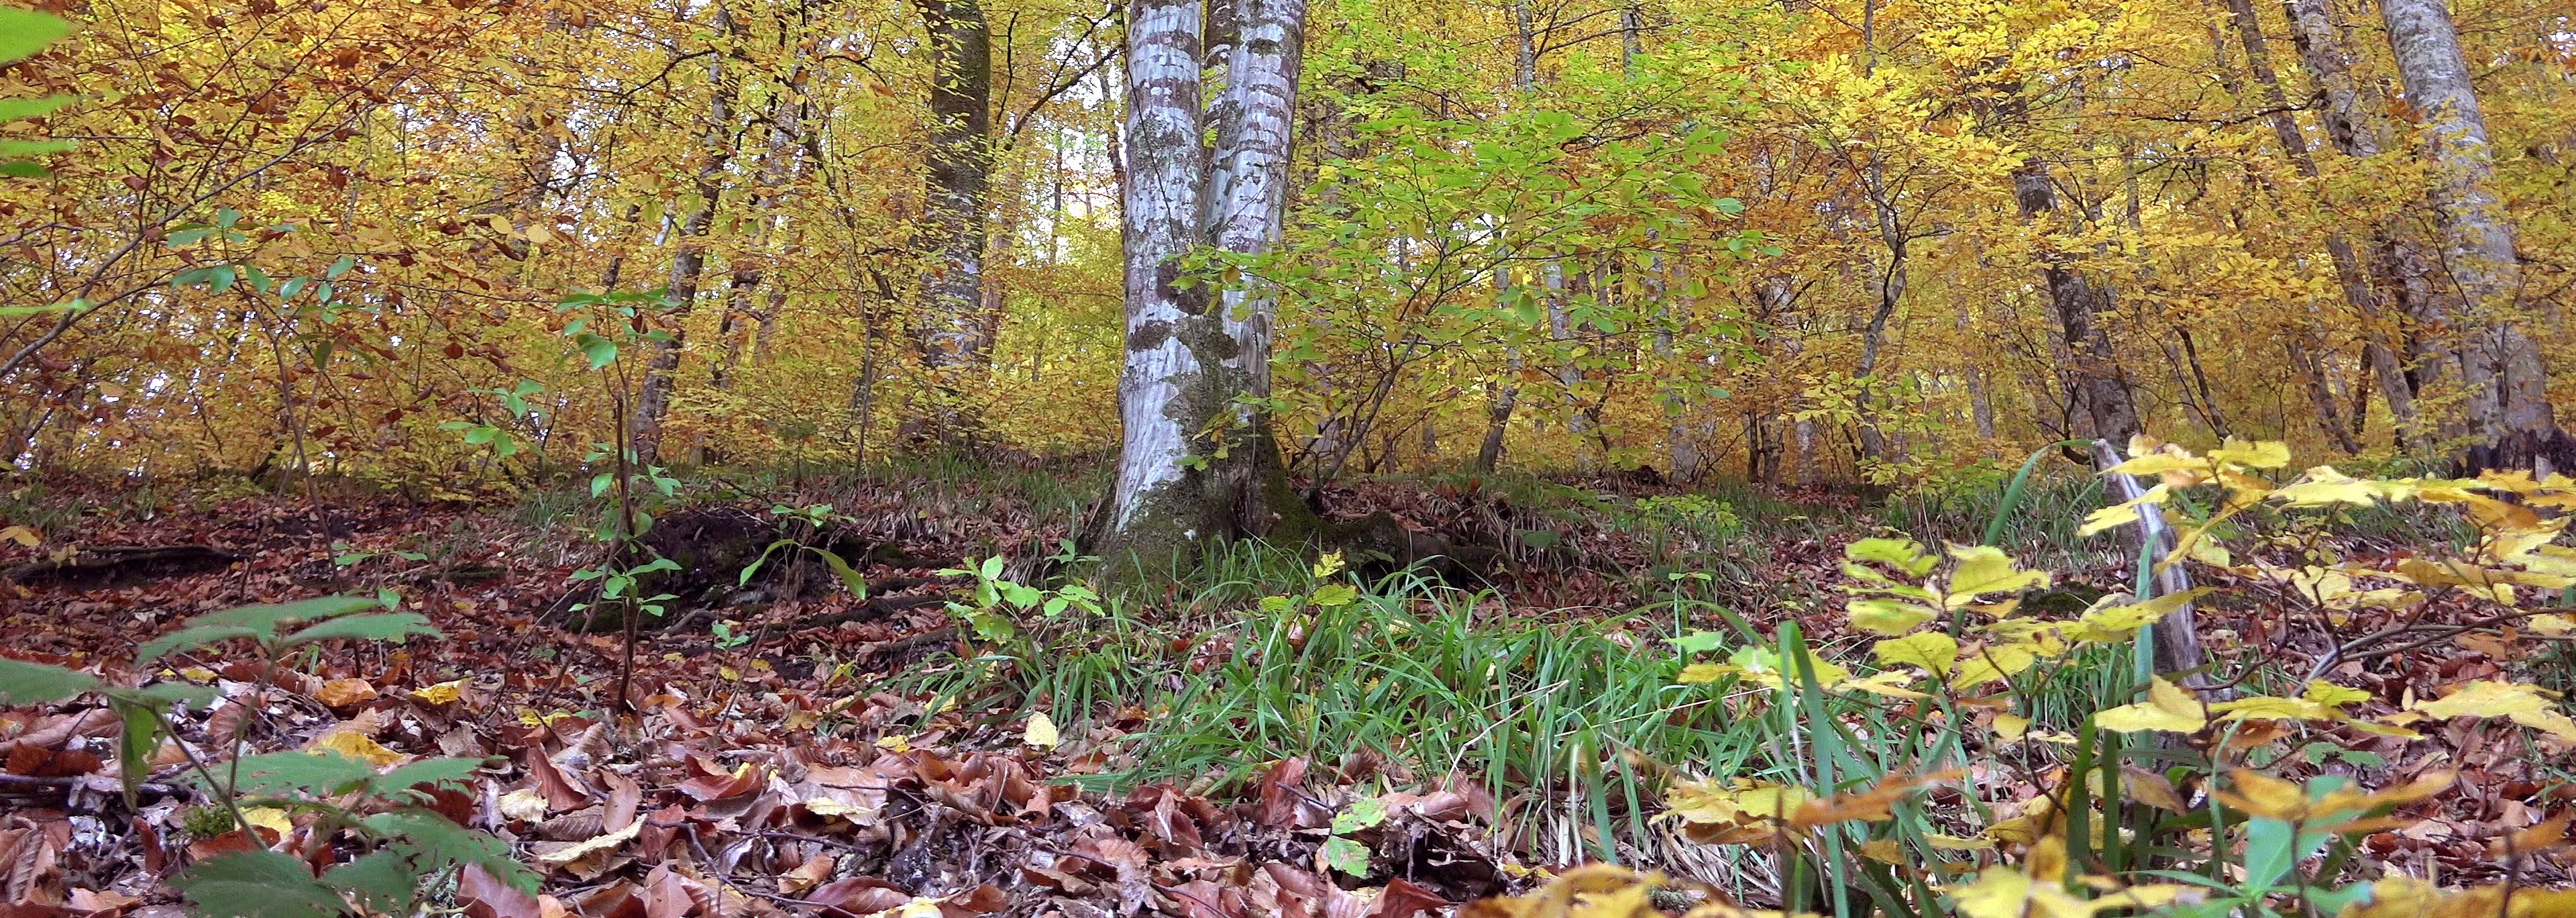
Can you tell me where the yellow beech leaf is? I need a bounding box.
[1836,670,1929,699]
[2080,484,2170,537]
[1024,712,1061,749]
[1676,662,1730,684]
[2063,591,2202,643]
[2093,676,2205,733]
[241,807,295,836]
[2217,771,2308,820]
[0,524,38,547]
[1858,838,1904,863]
[1847,597,1937,635]
[315,678,377,708]
[1874,631,1959,676]
[1946,546,2049,604]
[410,680,465,705]
[2530,614,2575,636]
[309,729,405,768]
[1949,642,2037,691]
[1992,713,2031,742]
[2206,696,2332,722]
[2102,454,2204,477]
[2206,438,2291,469]
[2302,680,2371,708]
[2410,680,2576,741]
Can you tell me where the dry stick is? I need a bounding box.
[2090,440,2213,691]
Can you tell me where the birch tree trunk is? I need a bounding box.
[912,0,994,437]
[2378,0,2559,460]
[1203,0,1308,533]
[1105,0,1220,562]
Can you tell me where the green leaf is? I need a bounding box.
[1320,835,1371,876]
[0,95,70,121]
[172,850,347,918]
[136,624,266,663]
[0,658,99,704]
[370,758,486,801]
[206,751,376,799]
[1331,797,1389,833]
[0,9,72,66]
[1666,631,1726,654]
[111,697,162,808]
[362,810,534,890]
[577,333,616,369]
[280,612,441,648]
[323,850,419,915]
[808,547,869,598]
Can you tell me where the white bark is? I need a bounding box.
[1108,0,1210,534]
[2378,0,2553,440]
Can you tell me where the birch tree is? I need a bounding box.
[2377,0,2561,463]
[1104,0,1314,565]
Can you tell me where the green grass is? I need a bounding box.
[899,554,1771,867]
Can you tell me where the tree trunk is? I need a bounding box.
[1203,0,1308,536]
[1104,0,1224,565]
[2215,0,2371,455]
[2281,0,2424,442]
[712,59,809,392]
[2378,0,2559,459]
[633,8,743,464]
[912,0,994,438]
[2012,158,2140,445]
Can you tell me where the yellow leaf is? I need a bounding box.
[2206,438,2290,468]
[2093,676,2204,733]
[1837,670,1930,699]
[2530,614,2575,636]
[315,678,377,708]
[1874,631,1959,676]
[1024,712,1061,749]
[2302,680,2371,708]
[1992,713,2031,742]
[2064,591,2200,643]
[2103,455,2203,476]
[1677,662,1731,684]
[1848,597,1937,635]
[411,680,465,705]
[1858,838,1904,863]
[497,787,551,821]
[309,729,404,768]
[2080,484,2170,537]
[1946,546,2049,605]
[0,524,38,547]
[2410,680,2576,741]
[1949,642,2037,690]
[241,807,295,836]
[1311,551,1346,578]
[2218,771,2308,820]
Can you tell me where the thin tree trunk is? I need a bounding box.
[633,7,743,464]
[2282,0,2423,442]
[912,0,995,435]
[2013,158,2141,444]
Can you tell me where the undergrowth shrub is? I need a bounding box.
[0,595,533,918]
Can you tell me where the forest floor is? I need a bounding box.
[0,461,2569,917]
